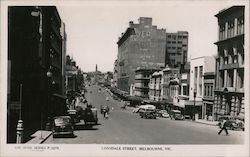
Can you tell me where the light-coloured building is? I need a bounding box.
[189,56,215,119]
[149,71,163,101]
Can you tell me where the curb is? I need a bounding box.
[193,121,218,126]
[40,132,52,144]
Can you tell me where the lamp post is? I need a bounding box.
[16,84,23,143]
[193,89,197,121]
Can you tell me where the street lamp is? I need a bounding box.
[16,84,23,143]
[193,88,197,121]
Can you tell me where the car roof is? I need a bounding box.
[54,116,71,119]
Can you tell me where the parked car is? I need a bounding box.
[52,116,74,138]
[139,108,157,119]
[218,116,244,130]
[157,110,170,118]
[100,105,110,114]
[139,105,157,119]
[67,109,80,123]
[170,110,184,120]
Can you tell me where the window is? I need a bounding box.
[183,85,187,95]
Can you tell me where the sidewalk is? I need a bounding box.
[193,119,219,126]
[26,130,52,144]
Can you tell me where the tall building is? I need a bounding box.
[112,59,118,87]
[60,22,67,95]
[7,6,66,143]
[117,17,167,92]
[214,6,245,120]
[166,31,188,69]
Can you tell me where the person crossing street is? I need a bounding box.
[218,119,229,136]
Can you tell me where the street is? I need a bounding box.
[43,85,244,144]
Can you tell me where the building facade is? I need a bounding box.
[117,17,167,92]
[166,31,188,69]
[149,71,163,101]
[134,68,159,98]
[112,59,118,87]
[203,72,215,120]
[7,6,66,143]
[214,6,245,120]
[189,56,215,119]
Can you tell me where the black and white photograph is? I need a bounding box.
[0,0,249,157]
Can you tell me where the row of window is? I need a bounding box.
[204,83,214,97]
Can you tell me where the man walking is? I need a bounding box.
[218,119,229,135]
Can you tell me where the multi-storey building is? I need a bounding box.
[162,66,180,101]
[60,22,67,95]
[214,6,245,120]
[189,56,215,119]
[112,59,118,87]
[203,72,215,120]
[7,6,65,143]
[134,68,159,98]
[166,31,188,69]
[149,71,163,101]
[117,17,167,92]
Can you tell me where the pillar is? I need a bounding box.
[224,70,227,88]
[233,69,237,88]
[234,18,238,36]
[225,22,228,39]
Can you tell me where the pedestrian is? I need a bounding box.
[218,119,229,135]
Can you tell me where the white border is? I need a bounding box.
[1,0,249,157]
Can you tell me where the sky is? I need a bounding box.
[57,0,248,72]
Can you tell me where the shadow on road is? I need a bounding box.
[74,124,100,131]
[53,134,77,138]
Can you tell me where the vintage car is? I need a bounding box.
[218,116,244,130]
[52,116,74,138]
[170,110,184,120]
[139,105,157,119]
[67,109,80,123]
[83,107,98,125]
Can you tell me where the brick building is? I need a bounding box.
[117,17,166,92]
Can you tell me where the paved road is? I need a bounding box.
[44,85,244,144]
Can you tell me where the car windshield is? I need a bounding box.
[55,117,70,125]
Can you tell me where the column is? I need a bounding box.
[233,69,237,88]
[234,18,238,36]
[222,95,226,114]
[225,22,228,39]
[224,70,227,88]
